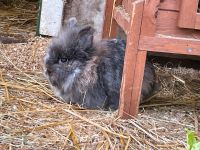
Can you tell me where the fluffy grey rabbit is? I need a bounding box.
[43,17,156,110]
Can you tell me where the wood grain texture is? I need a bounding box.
[159,0,180,11]
[139,36,200,56]
[122,0,133,15]
[109,19,119,38]
[195,14,200,29]
[178,0,198,29]
[129,50,147,116]
[102,0,124,38]
[102,0,115,38]
[113,6,130,35]
[140,0,160,36]
[119,0,145,118]
[157,10,200,37]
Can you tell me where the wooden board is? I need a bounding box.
[113,6,130,35]
[156,10,200,37]
[140,0,160,36]
[178,0,198,29]
[195,14,200,29]
[122,0,134,15]
[139,36,200,56]
[129,50,147,116]
[102,0,115,38]
[159,0,180,11]
[39,0,64,36]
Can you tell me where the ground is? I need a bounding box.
[0,36,199,150]
[0,0,200,149]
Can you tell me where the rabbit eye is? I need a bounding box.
[60,58,68,63]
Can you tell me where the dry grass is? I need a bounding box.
[0,0,38,42]
[0,36,200,150]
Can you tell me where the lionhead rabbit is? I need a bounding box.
[44,17,155,110]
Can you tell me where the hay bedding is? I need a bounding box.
[0,0,38,43]
[0,36,199,150]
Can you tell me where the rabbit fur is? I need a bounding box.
[44,17,156,110]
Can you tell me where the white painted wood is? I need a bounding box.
[39,0,64,36]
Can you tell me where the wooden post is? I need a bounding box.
[102,0,116,38]
[129,50,147,116]
[118,0,145,118]
[102,0,123,38]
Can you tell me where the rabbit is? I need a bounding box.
[43,17,156,110]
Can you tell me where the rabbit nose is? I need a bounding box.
[46,68,52,75]
[51,80,58,86]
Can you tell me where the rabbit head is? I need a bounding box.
[43,17,97,103]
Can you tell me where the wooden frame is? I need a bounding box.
[102,0,200,118]
[103,0,146,118]
[178,0,200,30]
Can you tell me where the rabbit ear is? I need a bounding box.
[66,17,77,28]
[78,26,95,51]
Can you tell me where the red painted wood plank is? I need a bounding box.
[113,6,130,35]
[178,0,198,29]
[156,10,200,37]
[129,50,147,116]
[139,36,200,56]
[140,0,160,36]
[159,0,181,11]
[102,0,115,38]
[119,0,145,118]
[195,14,200,30]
